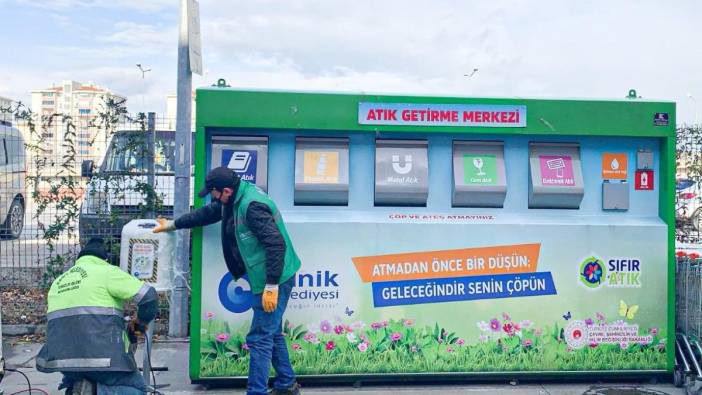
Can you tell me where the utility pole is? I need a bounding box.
[170,0,194,338]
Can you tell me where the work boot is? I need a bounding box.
[71,379,96,395]
[269,382,301,395]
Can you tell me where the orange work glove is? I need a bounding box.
[262,284,279,313]
[153,217,176,233]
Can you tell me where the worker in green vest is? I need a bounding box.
[37,237,158,395]
[154,166,302,395]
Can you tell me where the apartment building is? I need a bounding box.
[30,80,126,176]
[0,95,12,124]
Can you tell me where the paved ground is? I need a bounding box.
[0,340,688,395]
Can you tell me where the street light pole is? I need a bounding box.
[688,93,698,127]
[170,0,192,338]
[136,63,151,111]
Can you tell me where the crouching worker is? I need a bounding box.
[36,237,158,395]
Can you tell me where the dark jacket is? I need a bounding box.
[174,199,286,284]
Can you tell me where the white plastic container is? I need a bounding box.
[120,219,175,292]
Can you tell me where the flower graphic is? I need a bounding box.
[490,318,501,332]
[503,323,516,336]
[446,346,455,353]
[595,312,606,323]
[215,333,230,343]
[477,321,490,332]
[204,311,215,320]
[334,325,344,335]
[502,312,511,321]
[518,320,533,330]
[650,327,659,336]
[306,323,320,334]
[589,341,598,348]
[657,341,666,351]
[585,318,594,326]
[457,338,465,346]
[403,319,415,327]
[381,320,389,328]
[479,334,488,343]
[292,343,301,351]
[391,332,403,342]
[357,342,368,352]
[242,343,250,350]
[534,328,543,337]
[346,333,358,343]
[522,339,533,348]
[350,321,366,331]
[620,342,628,350]
[320,320,332,333]
[303,332,319,344]
[325,341,336,351]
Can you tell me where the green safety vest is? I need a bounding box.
[233,181,301,294]
[36,255,150,373]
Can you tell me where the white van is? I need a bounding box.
[79,130,192,244]
[0,121,26,239]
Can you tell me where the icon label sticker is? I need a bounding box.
[222,149,258,182]
[462,154,498,185]
[303,151,339,184]
[539,155,575,186]
[602,153,627,180]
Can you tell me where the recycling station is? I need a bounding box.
[189,84,676,383]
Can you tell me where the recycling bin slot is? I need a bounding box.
[452,140,507,208]
[375,139,428,206]
[211,136,269,191]
[528,142,584,209]
[295,137,349,205]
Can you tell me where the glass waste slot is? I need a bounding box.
[528,142,584,209]
[211,136,269,191]
[375,139,428,206]
[452,141,507,207]
[295,137,349,205]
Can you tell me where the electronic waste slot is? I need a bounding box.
[452,141,507,207]
[211,136,269,191]
[294,137,349,205]
[375,139,428,206]
[528,142,584,209]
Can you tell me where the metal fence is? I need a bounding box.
[0,103,181,332]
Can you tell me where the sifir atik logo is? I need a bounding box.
[218,270,340,313]
[578,255,641,290]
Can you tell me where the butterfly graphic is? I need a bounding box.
[618,300,639,320]
[562,311,572,321]
[345,306,355,317]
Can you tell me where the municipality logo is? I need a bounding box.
[218,273,253,313]
[579,256,606,289]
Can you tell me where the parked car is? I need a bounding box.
[677,178,702,230]
[79,130,192,245]
[0,121,26,239]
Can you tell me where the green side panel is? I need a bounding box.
[189,123,208,380]
[195,88,675,138]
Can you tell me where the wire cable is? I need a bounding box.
[5,367,50,395]
[144,332,164,395]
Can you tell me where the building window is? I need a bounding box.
[78,141,91,146]
[42,100,55,106]
[80,149,90,155]
[43,92,54,97]
[41,133,54,138]
[78,109,91,115]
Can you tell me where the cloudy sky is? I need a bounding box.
[0,0,700,123]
